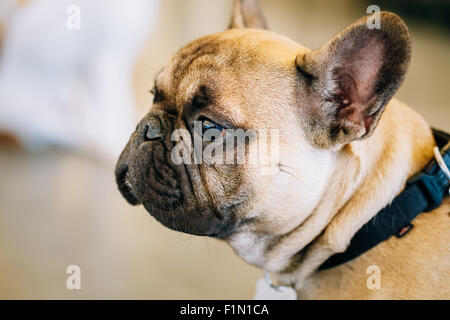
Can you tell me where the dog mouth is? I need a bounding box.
[115,163,140,206]
[115,140,239,238]
[115,140,183,208]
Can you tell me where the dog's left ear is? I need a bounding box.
[297,12,411,148]
[229,0,268,29]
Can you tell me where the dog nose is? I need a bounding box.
[143,118,163,141]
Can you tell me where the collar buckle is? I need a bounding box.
[406,144,450,211]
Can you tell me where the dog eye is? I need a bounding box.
[201,119,226,142]
[202,119,222,131]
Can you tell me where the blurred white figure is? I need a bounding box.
[0,0,159,159]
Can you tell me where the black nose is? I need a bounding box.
[143,118,163,141]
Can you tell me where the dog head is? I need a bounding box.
[115,0,411,243]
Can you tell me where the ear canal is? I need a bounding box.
[229,0,268,30]
[297,12,411,148]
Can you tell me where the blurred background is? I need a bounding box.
[0,0,448,299]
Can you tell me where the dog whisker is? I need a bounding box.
[278,163,303,182]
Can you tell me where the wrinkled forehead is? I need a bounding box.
[156,28,306,96]
[152,29,308,129]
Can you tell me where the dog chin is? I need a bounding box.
[141,198,238,238]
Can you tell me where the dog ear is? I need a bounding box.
[229,0,268,29]
[297,12,411,148]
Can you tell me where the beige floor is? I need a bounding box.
[0,0,449,299]
[0,148,261,299]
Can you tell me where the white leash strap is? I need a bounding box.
[433,146,450,195]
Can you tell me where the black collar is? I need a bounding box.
[319,128,450,271]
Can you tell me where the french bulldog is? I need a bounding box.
[116,0,449,299]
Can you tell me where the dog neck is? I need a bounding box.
[227,99,435,291]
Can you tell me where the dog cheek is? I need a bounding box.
[205,165,248,205]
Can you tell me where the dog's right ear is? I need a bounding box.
[228,0,268,29]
